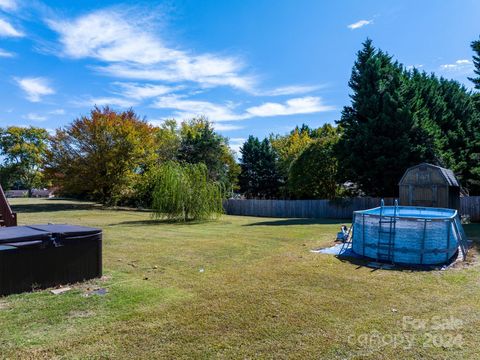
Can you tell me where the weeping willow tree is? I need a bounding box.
[151,162,224,221]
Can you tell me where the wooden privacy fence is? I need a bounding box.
[461,196,480,222]
[224,196,480,221]
[223,198,394,219]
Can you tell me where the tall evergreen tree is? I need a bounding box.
[336,39,422,196]
[468,37,480,90]
[467,36,480,193]
[239,136,281,198]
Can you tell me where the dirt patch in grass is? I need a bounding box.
[68,310,96,319]
[0,300,9,310]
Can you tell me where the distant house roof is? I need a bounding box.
[399,163,460,187]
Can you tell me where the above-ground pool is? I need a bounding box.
[352,204,468,265]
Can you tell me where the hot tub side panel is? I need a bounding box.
[0,227,102,296]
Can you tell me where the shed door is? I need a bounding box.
[411,185,438,207]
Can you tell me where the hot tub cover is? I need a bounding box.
[28,224,102,237]
[0,226,51,245]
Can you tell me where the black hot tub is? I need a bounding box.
[0,224,102,296]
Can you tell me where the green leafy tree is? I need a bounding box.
[178,117,239,190]
[46,106,156,204]
[0,126,49,193]
[270,126,313,181]
[151,162,223,221]
[154,119,181,163]
[239,136,281,198]
[288,131,340,199]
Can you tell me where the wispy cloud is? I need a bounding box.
[439,59,474,75]
[47,8,256,91]
[347,19,372,30]
[406,64,424,70]
[213,123,244,131]
[257,84,324,96]
[113,82,177,100]
[228,137,246,153]
[245,97,335,117]
[15,77,55,102]
[440,59,472,69]
[152,95,334,122]
[152,95,244,122]
[0,18,23,37]
[0,0,17,12]
[94,62,255,91]
[48,108,65,115]
[146,118,166,127]
[71,96,137,108]
[0,48,14,57]
[23,113,47,121]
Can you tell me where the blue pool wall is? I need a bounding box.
[352,206,462,265]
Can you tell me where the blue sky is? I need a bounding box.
[1,0,479,152]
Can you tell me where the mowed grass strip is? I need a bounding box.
[0,198,479,359]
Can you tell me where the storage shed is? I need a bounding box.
[399,163,461,210]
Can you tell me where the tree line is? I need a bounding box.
[239,37,480,198]
[1,36,480,206]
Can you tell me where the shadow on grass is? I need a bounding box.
[335,255,443,272]
[464,223,480,254]
[243,218,347,226]
[333,245,464,272]
[112,219,217,226]
[11,201,98,213]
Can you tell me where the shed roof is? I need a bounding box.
[399,163,460,187]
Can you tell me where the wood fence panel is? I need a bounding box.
[461,196,480,222]
[223,198,391,219]
[225,196,480,221]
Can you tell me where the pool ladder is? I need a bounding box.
[376,199,398,263]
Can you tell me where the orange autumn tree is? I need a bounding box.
[46,106,156,204]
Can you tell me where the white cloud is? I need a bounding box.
[228,137,246,153]
[245,97,334,117]
[146,118,166,127]
[152,95,334,122]
[72,96,137,108]
[257,84,323,96]
[406,64,423,70]
[15,77,55,102]
[48,108,65,115]
[0,0,17,11]
[47,9,255,91]
[47,10,174,64]
[213,123,244,131]
[0,18,23,37]
[113,82,177,100]
[24,113,47,121]
[0,48,14,57]
[440,59,472,69]
[152,95,244,122]
[439,59,474,75]
[347,19,372,30]
[95,62,255,91]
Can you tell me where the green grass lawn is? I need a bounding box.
[1,198,480,359]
